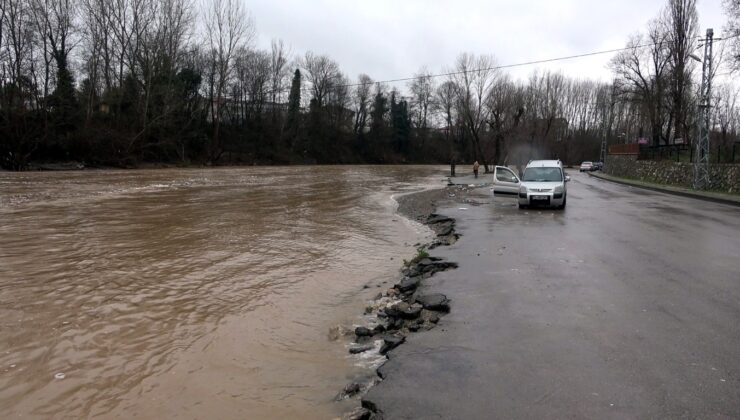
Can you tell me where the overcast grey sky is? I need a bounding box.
[249,0,727,87]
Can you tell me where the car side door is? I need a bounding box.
[492,166,520,195]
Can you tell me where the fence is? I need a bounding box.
[636,142,739,164]
[608,143,640,155]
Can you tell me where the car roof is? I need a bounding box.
[526,160,562,168]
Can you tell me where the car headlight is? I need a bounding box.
[519,185,528,194]
[554,185,564,193]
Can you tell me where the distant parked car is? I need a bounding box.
[593,162,603,171]
[580,161,594,172]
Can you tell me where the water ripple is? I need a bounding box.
[0,166,443,418]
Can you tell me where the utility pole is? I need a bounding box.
[600,136,608,166]
[693,28,714,190]
[601,82,619,171]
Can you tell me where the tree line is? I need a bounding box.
[1,0,738,170]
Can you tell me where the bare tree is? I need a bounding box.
[434,80,458,162]
[42,0,76,76]
[713,83,739,148]
[325,72,350,131]
[28,0,54,120]
[663,0,698,142]
[724,0,740,73]
[0,0,39,169]
[80,0,111,92]
[513,70,573,161]
[610,21,671,145]
[408,67,434,148]
[2,0,32,107]
[353,73,373,136]
[302,51,340,107]
[131,0,193,150]
[369,82,389,140]
[268,38,289,105]
[204,0,254,162]
[243,48,271,119]
[79,0,106,122]
[109,0,135,89]
[451,53,498,172]
[486,74,524,165]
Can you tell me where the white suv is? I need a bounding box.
[492,160,570,209]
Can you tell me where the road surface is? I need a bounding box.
[365,172,740,419]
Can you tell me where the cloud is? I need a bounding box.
[248,0,728,89]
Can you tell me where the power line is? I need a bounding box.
[286,43,658,97]
[263,33,739,98]
[714,32,740,42]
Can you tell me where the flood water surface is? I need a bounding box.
[0,166,445,419]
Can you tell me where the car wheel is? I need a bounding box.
[518,203,527,209]
[558,197,567,210]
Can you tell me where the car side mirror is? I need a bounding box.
[565,176,571,182]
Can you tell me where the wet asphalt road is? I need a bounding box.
[365,172,740,419]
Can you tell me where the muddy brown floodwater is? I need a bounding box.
[0,165,446,419]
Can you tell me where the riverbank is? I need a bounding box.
[21,160,199,171]
[338,184,486,420]
[10,157,458,172]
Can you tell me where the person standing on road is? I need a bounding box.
[473,160,480,178]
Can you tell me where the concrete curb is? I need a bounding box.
[588,172,740,207]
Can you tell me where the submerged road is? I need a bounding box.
[365,172,740,419]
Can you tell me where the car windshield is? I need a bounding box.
[522,167,563,182]
[582,162,592,165]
